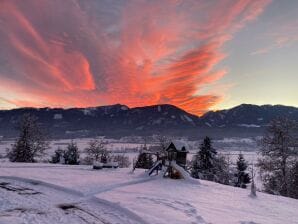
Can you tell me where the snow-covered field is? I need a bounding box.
[0,162,297,224]
[0,138,143,157]
[0,137,260,164]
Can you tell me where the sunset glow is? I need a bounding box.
[1,0,297,115]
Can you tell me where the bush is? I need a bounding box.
[50,148,64,164]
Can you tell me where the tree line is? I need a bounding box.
[7,113,131,168]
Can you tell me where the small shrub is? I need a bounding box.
[112,154,131,168]
[50,148,65,164]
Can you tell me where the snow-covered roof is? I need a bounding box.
[166,141,189,152]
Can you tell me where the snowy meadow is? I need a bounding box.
[1,163,298,224]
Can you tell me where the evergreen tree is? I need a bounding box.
[135,153,154,169]
[199,137,217,170]
[7,113,49,162]
[235,153,250,188]
[64,141,80,165]
[191,136,217,180]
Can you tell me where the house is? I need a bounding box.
[165,142,189,169]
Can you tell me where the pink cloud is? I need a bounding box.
[251,21,298,55]
[0,0,271,115]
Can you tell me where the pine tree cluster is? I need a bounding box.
[191,136,251,188]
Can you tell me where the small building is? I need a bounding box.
[165,142,189,169]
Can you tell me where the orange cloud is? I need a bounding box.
[0,0,271,115]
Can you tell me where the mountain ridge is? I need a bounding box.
[1,103,298,139]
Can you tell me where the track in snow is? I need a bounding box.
[0,177,149,224]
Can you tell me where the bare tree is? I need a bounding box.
[155,134,171,154]
[7,113,49,162]
[257,117,298,197]
[85,138,109,163]
[250,164,257,198]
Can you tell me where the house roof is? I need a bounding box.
[166,141,189,153]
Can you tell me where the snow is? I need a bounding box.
[53,114,63,120]
[0,138,147,158]
[82,108,96,116]
[217,137,255,144]
[152,118,163,124]
[0,176,145,224]
[219,113,225,120]
[171,161,197,183]
[170,140,190,151]
[157,105,161,112]
[238,124,261,128]
[183,115,193,123]
[0,162,297,224]
[121,106,129,110]
[82,108,91,115]
[205,122,212,127]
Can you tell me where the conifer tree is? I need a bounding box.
[8,113,49,162]
[199,136,217,171]
[235,153,250,188]
[64,141,80,165]
[191,136,217,180]
[135,153,154,169]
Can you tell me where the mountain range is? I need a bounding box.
[1,104,298,139]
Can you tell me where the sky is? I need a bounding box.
[0,0,297,115]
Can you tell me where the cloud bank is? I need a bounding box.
[0,0,270,114]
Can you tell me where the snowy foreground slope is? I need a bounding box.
[0,163,297,224]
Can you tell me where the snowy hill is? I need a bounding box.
[0,163,297,224]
